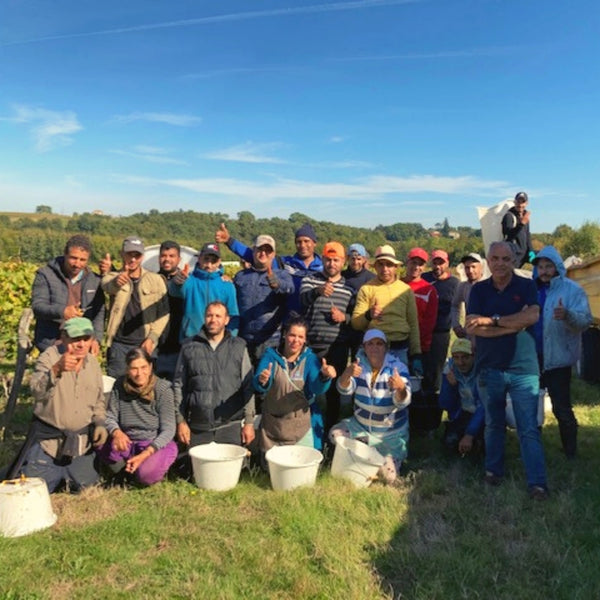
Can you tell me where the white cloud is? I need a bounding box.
[5,104,82,152]
[111,112,202,127]
[203,142,286,164]
[328,136,347,143]
[109,146,188,165]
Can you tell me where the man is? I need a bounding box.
[216,221,323,314]
[155,240,186,380]
[102,236,169,378]
[451,252,486,339]
[174,301,256,450]
[31,234,105,354]
[438,338,484,456]
[168,242,239,341]
[402,247,438,390]
[300,241,355,431]
[9,318,107,492]
[352,245,421,370]
[341,243,375,292]
[533,246,592,459]
[422,249,459,393]
[466,241,548,499]
[502,191,534,268]
[233,234,294,366]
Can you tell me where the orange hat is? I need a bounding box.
[322,241,345,259]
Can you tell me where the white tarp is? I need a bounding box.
[477,198,514,255]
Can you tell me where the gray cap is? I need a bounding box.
[461,252,483,264]
[122,236,144,254]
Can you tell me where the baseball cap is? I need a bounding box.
[374,244,402,265]
[450,338,473,355]
[515,191,528,202]
[407,247,429,262]
[61,317,94,338]
[254,234,276,252]
[431,249,449,263]
[363,329,387,344]
[122,236,144,254]
[322,241,345,259]
[461,252,482,264]
[348,243,368,258]
[200,242,220,258]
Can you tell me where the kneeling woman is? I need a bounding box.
[330,329,411,483]
[98,348,178,485]
[253,317,336,452]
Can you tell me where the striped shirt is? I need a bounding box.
[299,273,355,346]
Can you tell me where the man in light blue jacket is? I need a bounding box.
[533,246,592,458]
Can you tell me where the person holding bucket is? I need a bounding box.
[253,316,336,453]
[96,348,178,486]
[330,329,412,484]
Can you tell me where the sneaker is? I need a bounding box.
[528,486,549,501]
[484,471,502,486]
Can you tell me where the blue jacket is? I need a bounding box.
[233,266,294,345]
[252,345,331,400]
[438,359,485,437]
[169,264,239,340]
[534,246,592,370]
[227,237,323,314]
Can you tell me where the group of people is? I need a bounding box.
[6,192,593,500]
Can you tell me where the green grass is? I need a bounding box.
[1,379,600,599]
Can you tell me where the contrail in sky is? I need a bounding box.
[2,0,421,47]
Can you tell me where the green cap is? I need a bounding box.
[62,317,94,338]
[450,338,473,355]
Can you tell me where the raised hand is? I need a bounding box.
[320,281,334,297]
[388,367,405,392]
[553,297,566,320]
[63,303,83,320]
[258,362,273,386]
[116,269,131,287]
[345,357,362,378]
[215,222,231,244]
[330,304,345,323]
[320,358,337,379]
[99,252,112,275]
[174,263,190,285]
[266,263,279,289]
[371,299,383,321]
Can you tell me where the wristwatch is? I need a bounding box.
[492,314,501,327]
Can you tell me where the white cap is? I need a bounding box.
[363,329,387,344]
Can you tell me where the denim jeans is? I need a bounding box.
[477,367,547,488]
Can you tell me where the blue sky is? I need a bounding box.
[0,0,598,232]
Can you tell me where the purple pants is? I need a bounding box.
[97,439,178,486]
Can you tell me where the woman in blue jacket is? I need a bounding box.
[253,317,335,452]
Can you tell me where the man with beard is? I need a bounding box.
[31,234,105,355]
[451,252,486,340]
[300,241,355,432]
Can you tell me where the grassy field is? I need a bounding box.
[1,379,599,599]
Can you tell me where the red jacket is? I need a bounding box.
[405,278,438,352]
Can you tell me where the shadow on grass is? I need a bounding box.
[372,389,600,599]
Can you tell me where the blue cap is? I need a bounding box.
[348,243,368,258]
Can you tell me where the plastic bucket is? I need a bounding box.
[188,442,248,491]
[505,389,551,429]
[331,436,385,488]
[265,445,323,491]
[0,477,57,538]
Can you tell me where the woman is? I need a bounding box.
[97,348,178,486]
[253,317,336,452]
[330,329,412,483]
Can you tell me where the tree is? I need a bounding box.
[35,205,52,214]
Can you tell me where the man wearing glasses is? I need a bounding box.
[233,234,294,367]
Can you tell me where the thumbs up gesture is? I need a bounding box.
[116,267,131,287]
[63,302,83,320]
[553,297,566,320]
[54,345,83,376]
[388,367,405,394]
[215,222,231,244]
[320,358,336,380]
[347,357,362,378]
[266,263,279,289]
[258,362,273,386]
[330,304,345,323]
[174,263,190,285]
[370,298,383,321]
[99,252,112,275]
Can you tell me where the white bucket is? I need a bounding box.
[331,436,385,488]
[265,445,323,491]
[188,442,248,491]
[505,389,551,429]
[0,477,57,538]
